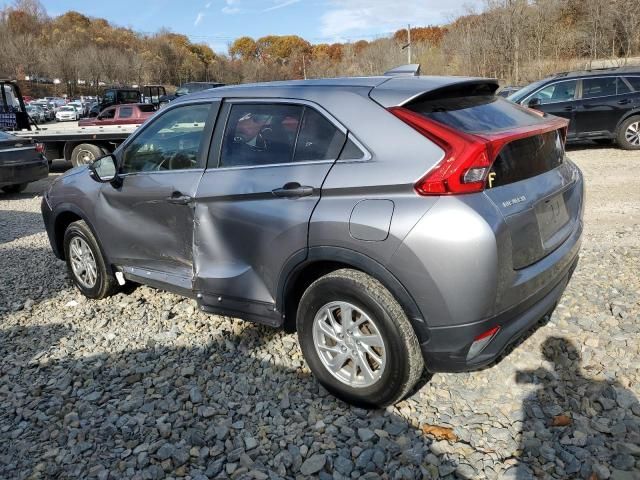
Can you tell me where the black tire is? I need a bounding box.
[616,115,640,150]
[296,269,424,408]
[1,183,28,194]
[71,143,103,167]
[63,220,119,299]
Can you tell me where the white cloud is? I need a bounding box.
[320,0,480,39]
[194,12,205,25]
[205,1,211,8]
[222,0,241,14]
[263,0,301,12]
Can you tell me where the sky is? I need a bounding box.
[17,0,482,53]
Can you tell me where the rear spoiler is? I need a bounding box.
[371,76,500,108]
[384,64,421,77]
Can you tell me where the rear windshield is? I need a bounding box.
[407,95,545,134]
[138,104,156,112]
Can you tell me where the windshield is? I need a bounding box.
[175,87,189,96]
[60,106,75,111]
[508,78,549,103]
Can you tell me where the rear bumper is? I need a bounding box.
[0,158,48,187]
[421,247,580,373]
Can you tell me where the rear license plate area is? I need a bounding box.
[535,193,569,245]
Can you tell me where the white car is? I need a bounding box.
[56,106,79,122]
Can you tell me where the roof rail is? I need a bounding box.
[383,64,421,77]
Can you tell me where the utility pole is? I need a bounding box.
[407,24,411,64]
[302,54,307,80]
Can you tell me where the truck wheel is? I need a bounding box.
[63,220,119,299]
[1,183,28,194]
[296,269,424,408]
[616,116,640,150]
[71,143,103,167]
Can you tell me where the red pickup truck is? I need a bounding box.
[78,104,155,127]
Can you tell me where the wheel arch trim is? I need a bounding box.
[52,203,111,265]
[277,246,430,343]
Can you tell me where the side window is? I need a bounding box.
[616,77,631,94]
[103,91,115,103]
[121,103,211,173]
[582,77,617,98]
[100,108,116,119]
[530,81,577,104]
[119,107,133,119]
[293,108,345,162]
[220,104,303,167]
[623,77,640,91]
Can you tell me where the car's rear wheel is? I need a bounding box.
[296,269,423,407]
[1,183,28,194]
[71,143,103,167]
[617,116,640,150]
[63,220,118,299]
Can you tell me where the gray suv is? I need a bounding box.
[42,72,584,407]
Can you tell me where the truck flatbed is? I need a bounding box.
[11,122,141,165]
[12,123,140,142]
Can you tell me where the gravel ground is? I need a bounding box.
[1,148,639,480]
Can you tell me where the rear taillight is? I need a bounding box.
[388,106,569,196]
[35,143,44,154]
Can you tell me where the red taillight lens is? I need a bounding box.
[35,143,44,154]
[388,106,569,196]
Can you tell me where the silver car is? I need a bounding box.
[42,71,584,407]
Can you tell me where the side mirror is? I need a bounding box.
[89,154,118,183]
[527,97,542,109]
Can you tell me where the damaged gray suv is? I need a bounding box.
[42,69,584,407]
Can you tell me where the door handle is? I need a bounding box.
[166,191,193,205]
[618,99,631,105]
[272,182,314,198]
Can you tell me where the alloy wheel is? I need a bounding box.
[312,301,386,388]
[625,121,640,146]
[69,236,98,288]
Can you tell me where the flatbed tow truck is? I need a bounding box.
[12,122,141,166]
[2,79,141,166]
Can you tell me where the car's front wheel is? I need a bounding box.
[617,115,640,150]
[296,269,424,408]
[63,220,118,299]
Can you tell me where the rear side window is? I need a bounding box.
[581,77,627,98]
[138,104,156,113]
[220,104,346,167]
[294,108,345,162]
[407,96,546,134]
[220,104,303,167]
[119,107,133,118]
[624,77,640,91]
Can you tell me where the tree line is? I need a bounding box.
[2,0,640,97]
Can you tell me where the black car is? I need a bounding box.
[0,130,48,193]
[96,88,142,115]
[509,67,640,149]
